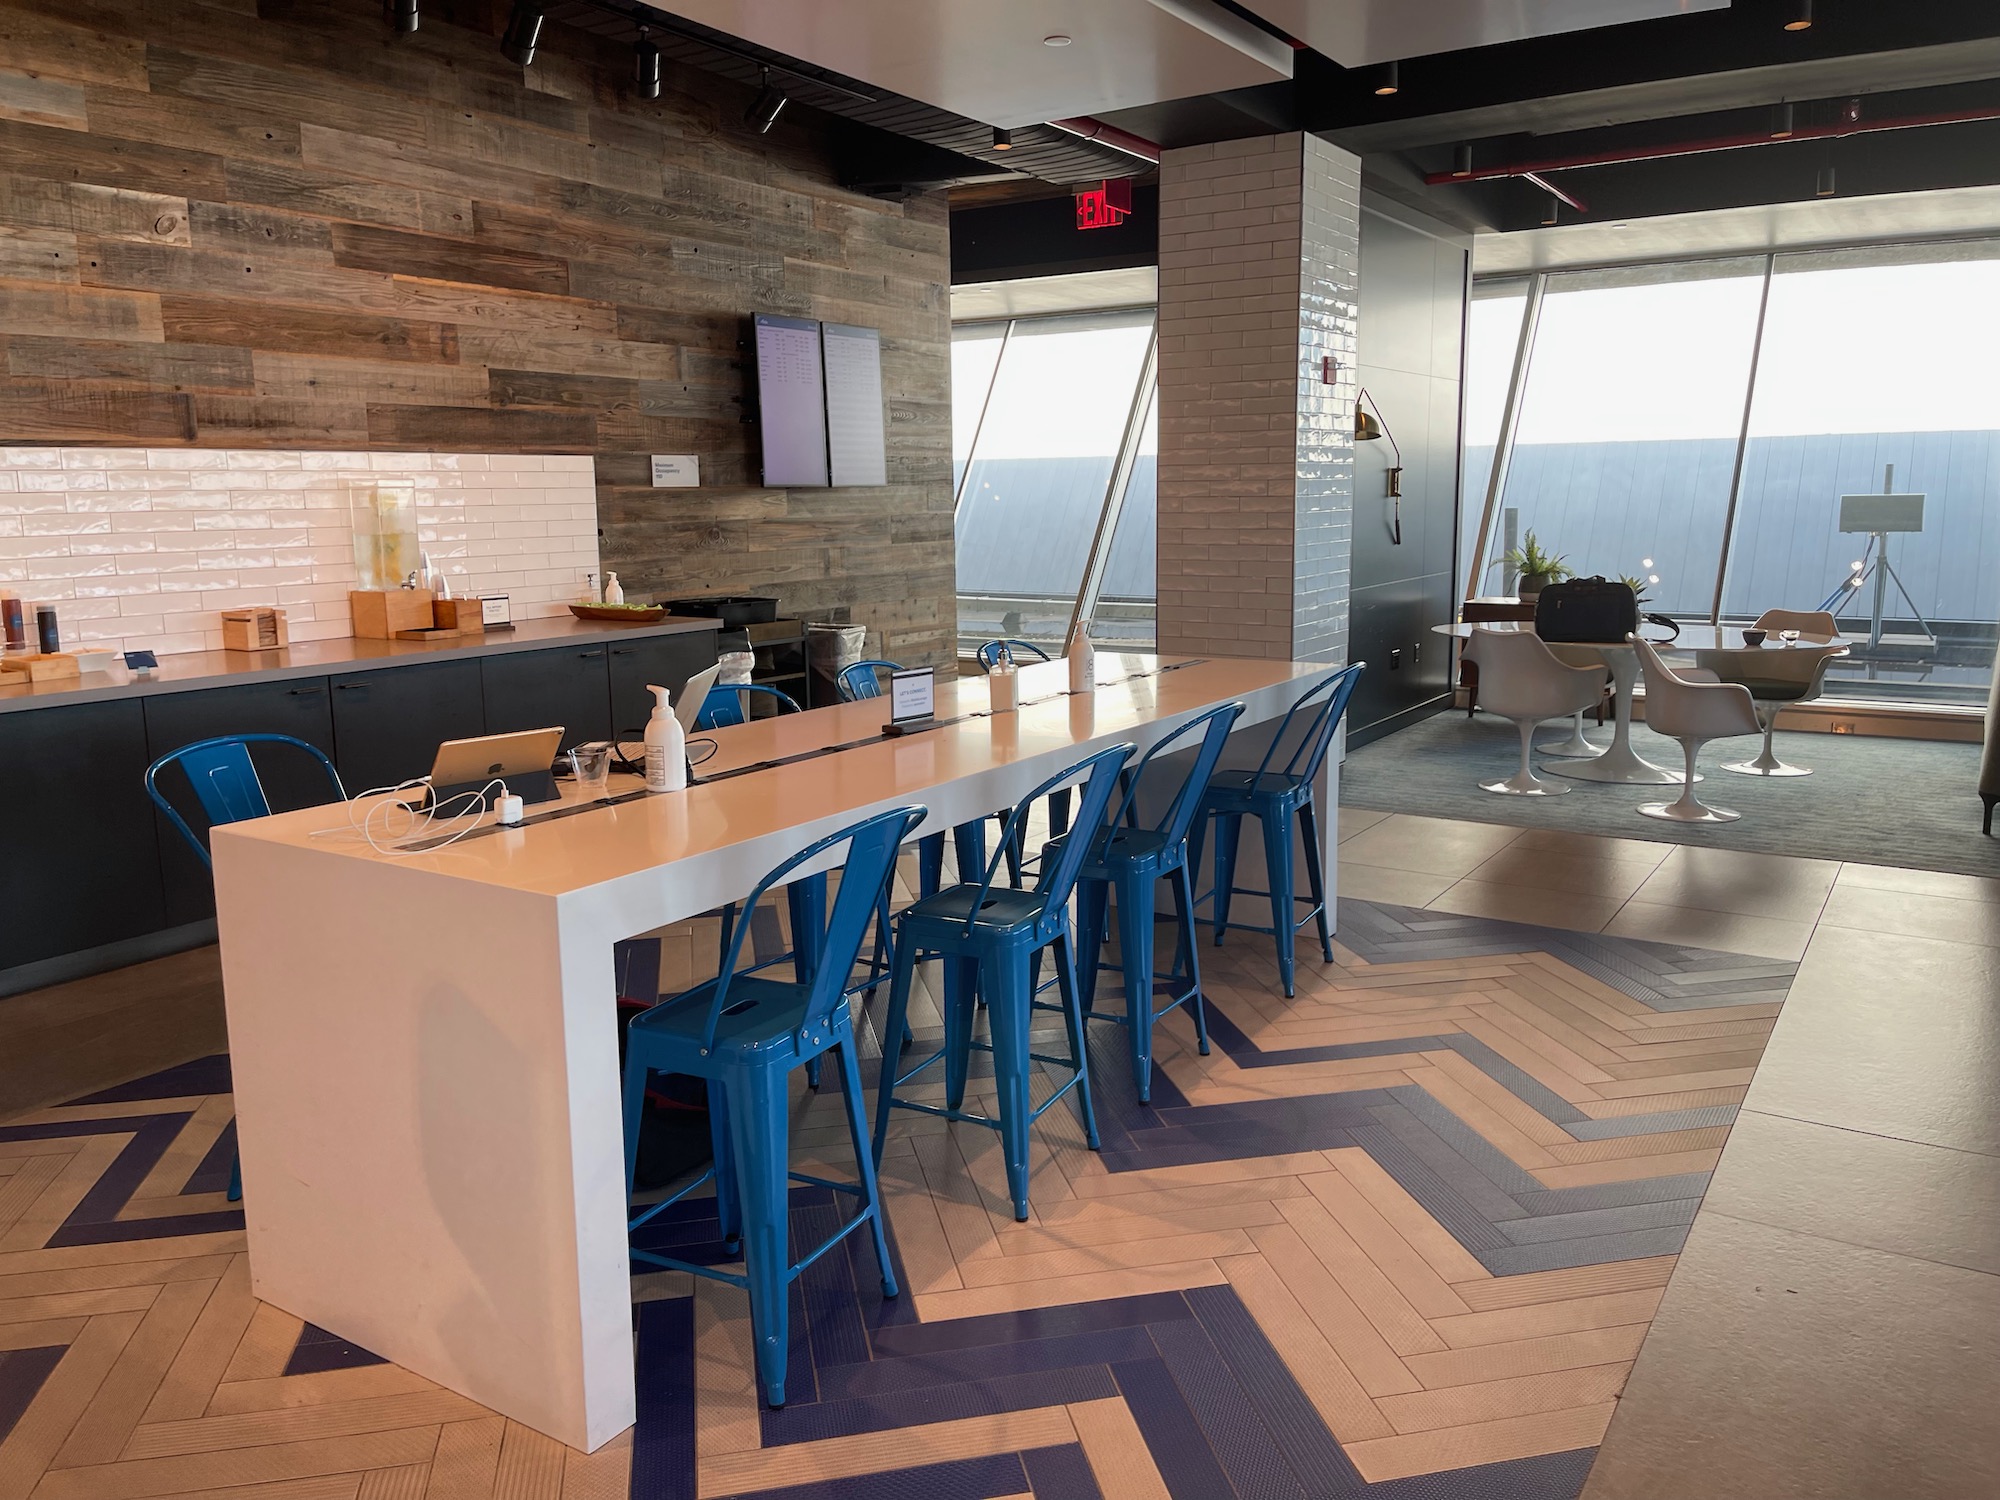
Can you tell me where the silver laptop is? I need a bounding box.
[675,663,722,733]
[426,727,565,801]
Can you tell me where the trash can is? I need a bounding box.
[807,623,867,707]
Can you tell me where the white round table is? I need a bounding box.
[1434,622,1848,786]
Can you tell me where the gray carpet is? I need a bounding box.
[1340,710,2000,878]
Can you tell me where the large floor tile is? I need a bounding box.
[1460,844,1663,901]
[1703,1110,2000,1276]
[1836,861,2000,906]
[1744,925,2000,1157]
[1506,827,1677,866]
[1337,807,1393,841]
[1336,814,1522,878]
[1583,1213,2000,1500]
[1818,883,2000,948]
[1630,846,1839,924]
[1334,860,1455,907]
[1602,900,1814,962]
[1426,877,1625,933]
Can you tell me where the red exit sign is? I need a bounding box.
[1075,178,1134,230]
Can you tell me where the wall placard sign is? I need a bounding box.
[650,455,700,488]
[883,666,935,736]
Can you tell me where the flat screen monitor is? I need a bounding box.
[753,313,829,488]
[823,322,887,487]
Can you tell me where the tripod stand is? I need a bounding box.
[1824,466,1938,651]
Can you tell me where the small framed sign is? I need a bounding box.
[883,666,935,736]
[650,454,700,488]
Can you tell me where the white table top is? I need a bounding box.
[215,652,1327,898]
[1434,621,1846,654]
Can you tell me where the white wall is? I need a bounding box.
[0,448,599,657]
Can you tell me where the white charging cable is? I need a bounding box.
[310,777,507,856]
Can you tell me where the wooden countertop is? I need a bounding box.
[0,614,724,715]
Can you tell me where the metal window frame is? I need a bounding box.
[951,306,1159,655]
[1462,273,1544,603]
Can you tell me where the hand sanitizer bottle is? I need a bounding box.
[1065,620,1095,694]
[644,684,687,792]
[604,572,624,605]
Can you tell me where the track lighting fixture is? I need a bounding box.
[1452,143,1473,177]
[992,127,1014,151]
[744,68,788,134]
[1372,60,1399,96]
[1784,0,1813,31]
[635,26,661,99]
[1772,101,1795,138]
[387,0,418,34]
[500,2,543,66]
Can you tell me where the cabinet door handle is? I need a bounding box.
[578,650,605,660]
[335,684,364,692]
[611,648,635,657]
[287,686,323,697]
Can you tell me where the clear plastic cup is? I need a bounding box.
[570,741,614,793]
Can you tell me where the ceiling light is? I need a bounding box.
[1542,193,1560,226]
[745,68,788,134]
[1817,164,1837,197]
[387,0,419,34]
[1452,143,1473,177]
[992,127,1014,151]
[1372,60,1400,96]
[500,2,543,65]
[1043,34,1072,47]
[1772,101,1795,138]
[635,26,661,98]
[1784,0,1813,31]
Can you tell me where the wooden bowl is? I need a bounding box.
[569,603,667,623]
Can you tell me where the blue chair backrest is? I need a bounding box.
[702,803,928,1052]
[977,640,1050,671]
[1105,700,1246,849]
[837,660,901,702]
[697,682,801,729]
[969,743,1135,935]
[145,734,345,870]
[1246,664,1365,796]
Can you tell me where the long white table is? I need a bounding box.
[211,652,1332,1450]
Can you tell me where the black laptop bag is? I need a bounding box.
[1534,577,1638,643]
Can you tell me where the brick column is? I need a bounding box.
[1155,133,1360,666]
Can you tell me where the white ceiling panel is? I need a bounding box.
[652,0,1293,128]
[1240,0,1731,67]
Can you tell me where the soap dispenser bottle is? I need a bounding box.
[644,683,687,792]
[604,572,624,605]
[1064,619,1095,694]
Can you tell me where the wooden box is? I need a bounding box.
[432,598,485,635]
[0,652,80,682]
[221,607,290,652]
[350,589,436,639]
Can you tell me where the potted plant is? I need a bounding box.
[1619,574,1653,606]
[1504,531,1571,598]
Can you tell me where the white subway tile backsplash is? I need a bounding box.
[0,447,598,656]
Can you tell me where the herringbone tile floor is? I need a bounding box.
[0,824,1800,1500]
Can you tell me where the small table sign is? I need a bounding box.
[883,666,935,736]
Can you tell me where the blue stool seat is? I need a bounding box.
[1045,701,1244,1104]
[1190,665,1364,998]
[872,743,1134,1221]
[623,802,927,1410]
[145,733,347,1206]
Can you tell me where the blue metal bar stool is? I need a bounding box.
[872,743,1133,1220]
[1190,664,1365,998]
[1049,701,1245,1103]
[145,734,346,1204]
[623,802,927,1409]
[697,681,801,728]
[975,640,1069,886]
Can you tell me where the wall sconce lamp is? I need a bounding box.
[1355,388,1403,544]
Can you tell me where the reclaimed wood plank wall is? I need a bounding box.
[0,0,958,664]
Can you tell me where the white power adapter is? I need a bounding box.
[496,793,524,826]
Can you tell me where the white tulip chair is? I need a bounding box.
[1632,636,1764,823]
[1462,629,1610,796]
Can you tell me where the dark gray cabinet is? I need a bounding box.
[0,700,167,973]
[607,632,720,743]
[142,680,340,927]
[481,646,613,753]
[329,659,485,792]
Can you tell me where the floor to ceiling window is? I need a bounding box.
[1460,280,1529,594]
[1462,237,2000,708]
[952,308,1157,655]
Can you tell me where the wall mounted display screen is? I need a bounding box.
[823,323,888,487]
[753,313,830,487]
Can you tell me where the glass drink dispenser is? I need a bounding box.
[348,479,420,592]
